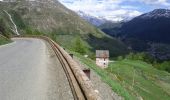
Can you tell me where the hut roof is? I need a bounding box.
[96,50,109,58]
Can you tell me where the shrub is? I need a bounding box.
[157,61,170,73]
[73,36,87,54]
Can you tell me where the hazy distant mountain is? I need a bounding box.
[76,10,124,37]
[77,11,113,26]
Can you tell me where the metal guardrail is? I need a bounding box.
[14,36,102,100]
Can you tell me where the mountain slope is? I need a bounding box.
[119,9,170,60]
[0,0,128,57]
[121,9,170,43]
[99,22,123,37]
[0,0,100,35]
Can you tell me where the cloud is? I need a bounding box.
[103,10,142,21]
[139,0,170,6]
[58,0,169,21]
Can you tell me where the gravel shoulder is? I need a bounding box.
[74,56,124,100]
[44,40,74,100]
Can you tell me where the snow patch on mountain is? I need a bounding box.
[77,11,113,26]
[140,9,170,19]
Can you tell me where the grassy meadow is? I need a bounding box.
[71,51,170,100]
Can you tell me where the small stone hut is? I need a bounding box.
[96,50,109,68]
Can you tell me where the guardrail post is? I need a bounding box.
[83,69,91,79]
[69,54,73,58]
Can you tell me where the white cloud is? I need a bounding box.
[140,0,170,6]
[128,10,142,17]
[121,5,138,9]
[59,0,142,21]
[103,10,142,21]
[59,0,125,18]
[58,0,168,21]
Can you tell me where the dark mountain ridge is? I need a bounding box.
[121,9,170,43]
[121,9,170,60]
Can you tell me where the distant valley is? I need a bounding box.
[79,9,170,61]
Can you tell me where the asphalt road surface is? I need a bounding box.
[0,38,74,100]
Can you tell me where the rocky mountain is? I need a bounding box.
[76,10,124,37]
[0,0,128,57]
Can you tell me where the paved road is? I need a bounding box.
[0,38,73,100]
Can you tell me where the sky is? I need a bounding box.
[58,0,170,21]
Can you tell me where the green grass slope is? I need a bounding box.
[0,35,11,45]
[0,17,11,45]
[51,34,127,58]
[70,51,135,100]
[107,60,170,100]
[69,50,170,100]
